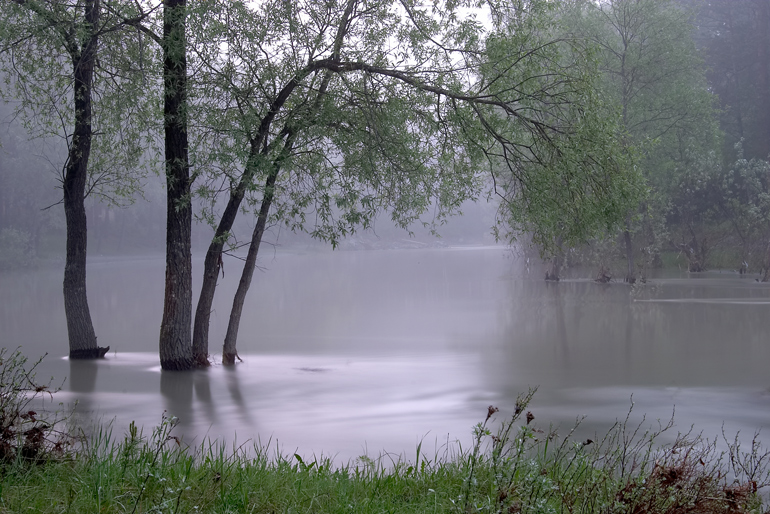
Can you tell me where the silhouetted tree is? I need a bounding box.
[0,0,148,358]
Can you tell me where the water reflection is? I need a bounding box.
[69,359,99,394]
[223,366,256,429]
[485,271,770,445]
[68,359,98,423]
[160,371,194,432]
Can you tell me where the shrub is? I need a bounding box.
[463,390,770,514]
[0,348,70,463]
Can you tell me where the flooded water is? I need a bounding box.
[2,247,770,462]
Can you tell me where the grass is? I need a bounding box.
[1,351,770,513]
[1,417,468,513]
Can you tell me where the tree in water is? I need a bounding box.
[158,0,194,370]
[184,0,641,364]
[569,0,717,282]
[0,0,149,358]
[119,0,198,369]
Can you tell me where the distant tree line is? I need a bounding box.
[528,0,770,282]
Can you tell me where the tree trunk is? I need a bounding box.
[159,0,193,371]
[196,1,355,365]
[762,240,770,282]
[623,216,635,283]
[544,235,563,281]
[686,225,705,272]
[191,243,222,367]
[65,0,108,360]
[544,253,561,281]
[222,171,278,365]
[192,77,308,365]
[192,147,259,367]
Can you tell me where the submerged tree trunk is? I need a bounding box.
[192,67,318,365]
[685,225,706,272]
[544,236,563,281]
[222,170,278,365]
[65,0,108,360]
[195,0,357,365]
[192,147,260,367]
[159,0,194,371]
[545,253,561,281]
[191,243,223,367]
[190,70,310,366]
[623,216,635,283]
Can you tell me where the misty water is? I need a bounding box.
[2,246,770,462]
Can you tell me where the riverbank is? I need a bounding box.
[3,412,768,514]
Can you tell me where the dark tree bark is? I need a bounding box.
[192,146,259,367]
[191,71,313,366]
[159,0,194,371]
[222,169,278,365]
[191,238,225,367]
[623,219,635,283]
[64,0,109,360]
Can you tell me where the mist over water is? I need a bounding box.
[2,247,770,461]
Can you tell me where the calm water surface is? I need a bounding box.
[2,247,770,461]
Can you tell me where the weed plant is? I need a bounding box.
[464,389,770,514]
[0,348,70,463]
[0,355,768,513]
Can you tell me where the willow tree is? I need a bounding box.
[183,0,639,365]
[478,0,642,276]
[0,0,151,358]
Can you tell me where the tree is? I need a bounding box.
[156,0,194,370]
[714,144,770,274]
[487,0,642,276]
[684,0,770,162]
[573,0,717,281]
[183,0,640,364]
[680,1,770,273]
[666,148,723,272]
[110,0,197,370]
[186,0,483,364]
[0,0,149,358]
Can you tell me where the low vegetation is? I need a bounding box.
[1,351,769,513]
